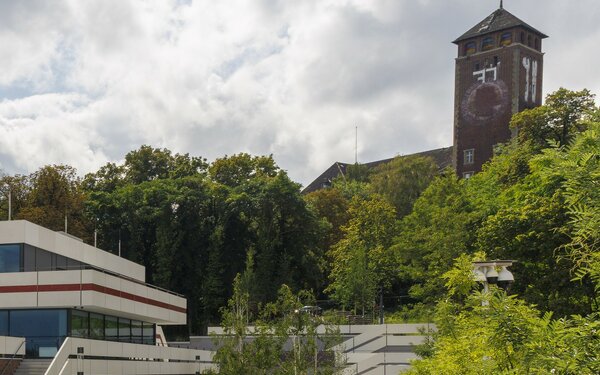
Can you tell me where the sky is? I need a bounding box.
[0,0,598,187]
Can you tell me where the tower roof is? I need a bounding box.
[453,7,547,44]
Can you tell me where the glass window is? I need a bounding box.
[71,310,89,337]
[500,32,512,46]
[90,313,104,339]
[0,310,8,335]
[143,323,155,345]
[118,318,131,342]
[23,245,36,272]
[67,257,82,270]
[55,254,68,270]
[36,248,52,271]
[464,41,476,56]
[131,320,143,344]
[9,310,67,358]
[464,149,475,165]
[481,37,494,51]
[10,310,68,337]
[105,315,119,341]
[463,171,474,179]
[0,244,21,272]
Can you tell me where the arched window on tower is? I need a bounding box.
[527,34,532,47]
[520,32,525,43]
[535,38,539,50]
[464,41,476,56]
[481,37,494,51]
[500,32,512,46]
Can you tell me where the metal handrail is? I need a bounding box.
[0,339,25,375]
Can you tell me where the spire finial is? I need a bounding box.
[500,0,503,9]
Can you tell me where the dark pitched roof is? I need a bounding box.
[453,7,547,44]
[301,146,453,194]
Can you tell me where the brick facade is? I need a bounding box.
[453,9,547,177]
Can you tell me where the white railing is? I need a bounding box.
[0,336,25,357]
[45,337,214,375]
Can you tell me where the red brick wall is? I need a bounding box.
[453,27,544,177]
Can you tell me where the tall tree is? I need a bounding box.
[369,155,438,218]
[327,194,397,313]
[511,88,596,148]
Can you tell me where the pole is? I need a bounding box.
[379,286,384,324]
[7,190,11,221]
[355,126,358,164]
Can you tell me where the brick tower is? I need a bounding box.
[452,4,547,177]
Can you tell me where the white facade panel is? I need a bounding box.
[0,270,186,324]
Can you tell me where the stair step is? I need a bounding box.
[14,359,52,375]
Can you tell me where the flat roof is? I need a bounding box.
[0,220,145,282]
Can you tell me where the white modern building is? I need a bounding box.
[0,220,213,375]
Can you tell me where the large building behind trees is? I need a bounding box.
[304,4,546,192]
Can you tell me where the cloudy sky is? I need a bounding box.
[0,0,598,186]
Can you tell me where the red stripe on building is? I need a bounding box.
[0,283,186,314]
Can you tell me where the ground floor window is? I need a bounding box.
[0,309,156,358]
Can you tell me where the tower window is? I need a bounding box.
[464,149,475,165]
[481,37,494,51]
[527,34,532,47]
[500,32,512,46]
[464,42,476,56]
[493,56,499,66]
[534,38,539,50]
[520,32,525,43]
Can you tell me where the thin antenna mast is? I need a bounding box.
[355,126,358,164]
[8,190,11,221]
[500,0,503,9]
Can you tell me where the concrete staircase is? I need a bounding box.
[14,359,52,375]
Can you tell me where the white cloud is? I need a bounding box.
[0,0,598,185]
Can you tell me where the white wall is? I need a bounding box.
[0,269,186,325]
[0,336,25,356]
[46,337,214,375]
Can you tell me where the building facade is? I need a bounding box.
[0,220,212,374]
[304,5,547,191]
[452,5,547,177]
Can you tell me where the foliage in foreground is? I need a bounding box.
[406,254,600,375]
[209,275,344,374]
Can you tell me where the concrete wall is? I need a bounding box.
[46,337,214,375]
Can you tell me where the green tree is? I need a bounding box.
[17,165,91,241]
[393,173,474,305]
[212,276,343,374]
[209,153,278,187]
[511,88,596,148]
[327,194,397,313]
[407,255,600,375]
[369,155,438,218]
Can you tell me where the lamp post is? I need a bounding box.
[473,260,515,305]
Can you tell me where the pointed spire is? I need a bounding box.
[500,0,503,9]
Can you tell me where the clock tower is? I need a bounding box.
[452,5,547,177]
